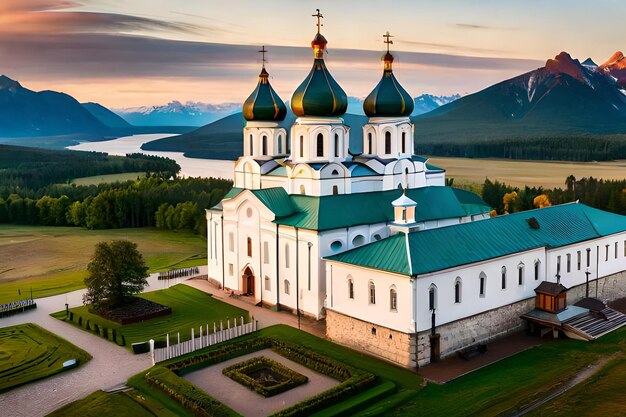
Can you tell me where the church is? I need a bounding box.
[207,10,626,367]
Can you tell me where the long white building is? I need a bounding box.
[207,12,626,367]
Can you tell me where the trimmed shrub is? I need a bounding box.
[145,366,240,417]
[222,356,308,397]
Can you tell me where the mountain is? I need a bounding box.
[412,94,461,116]
[582,58,598,68]
[82,102,132,130]
[142,108,368,160]
[600,51,626,87]
[114,101,240,127]
[0,75,111,138]
[412,52,626,160]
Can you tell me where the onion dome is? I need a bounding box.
[242,64,287,122]
[290,15,348,117]
[363,35,414,118]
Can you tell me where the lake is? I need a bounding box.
[66,134,626,188]
[66,134,234,180]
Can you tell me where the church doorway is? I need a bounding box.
[242,266,255,296]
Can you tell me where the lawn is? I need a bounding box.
[528,354,626,417]
[51,284,249,348]
[386,327,626,417]
[0,323,92,393]
[0,225,207,304]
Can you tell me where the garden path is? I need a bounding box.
[0,271,195,417]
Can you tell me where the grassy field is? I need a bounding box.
[0,323,92,393]
[70,171,147,186]
[0,225,207,304]
[429,156,626,188]
[51,284,249,348]
[49,324,626,417]
[528,354,626,417]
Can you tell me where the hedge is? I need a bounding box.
[149,337,377,417]
[145,366,241,417]
[222,356,308,397]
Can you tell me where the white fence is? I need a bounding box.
[151,316,257,364]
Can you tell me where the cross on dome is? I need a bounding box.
[383,31,393,53]
[258,45,268,69]
[313,9,323,33]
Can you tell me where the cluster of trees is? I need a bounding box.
[419,136,626,162]
[0,176,232,234]
[482,176,626,215]
[0,145,180,191]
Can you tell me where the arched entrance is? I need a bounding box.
[242,266,255,296]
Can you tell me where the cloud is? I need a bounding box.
[454,23,518,31]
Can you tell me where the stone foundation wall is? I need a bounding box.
[326,310,415,367]
[326,271,626,368]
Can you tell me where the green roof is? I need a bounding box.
[425,163,445,172]
[250,188,296,218]
[326,203,626,276]
[275,186,489,231]
[217,186,490,231]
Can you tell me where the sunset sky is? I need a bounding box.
[2,0,625,108]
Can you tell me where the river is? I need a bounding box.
[66,134,234,180]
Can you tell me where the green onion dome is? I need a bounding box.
[363,52,414,117]
[243,67,287,121]
[290,33,348,117]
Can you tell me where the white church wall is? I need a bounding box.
[425,172,445,186]
[415,248,546,332]
[326,262,414,333]
[351,178,382,193]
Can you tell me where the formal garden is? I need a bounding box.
[0,323,91,392]
[49,323,626,417]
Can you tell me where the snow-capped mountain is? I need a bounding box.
[600,51,626,87]
[114,101,241,126]
[413,94,461,116]
[413,51,626,142]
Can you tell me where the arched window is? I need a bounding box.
[299,185,306,195]
[385,131,392,154]
[501,266,507,289]
[534,260,540,280]
[348,276,354,299]
[454,278,462,303]
[330,241,343,252]
[262,135,267,155]
[299,135,304,158]
[401,132,406,154]
[277,134,282,154]
[404,168,409,188]
[479,272,486,297]
[331,169,339,176]
[367,133,373,154]
[247,237,252,257]
[518,263,525,285]
[369,281,376,304]
[334,133,339,157]
[390,287,397,311]
[332,185,338,195]
[284,279,290,295]
[285,244,290,268]
[428,285,437,310]
[373,233,382,241]
[249,134,253,155]
[316,133,324,157]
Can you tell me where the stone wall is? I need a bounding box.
[326,271,626,368]
[326,309,415,367]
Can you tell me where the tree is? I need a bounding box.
[83,240,149,310]
[533,194,552,209]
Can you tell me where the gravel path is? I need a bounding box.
[184,349,338,417]
[0,270,201,417]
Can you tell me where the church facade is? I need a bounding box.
[207,12,626,367]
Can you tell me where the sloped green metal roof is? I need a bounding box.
[266,166,287,177]
[425,163,445,172]
[326,203,626,276]
[250,188,296,218]
[275,186,490,231]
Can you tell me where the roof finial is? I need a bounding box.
[383,31,393,53]
[313,9,324,34]
[258,45,268,69]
